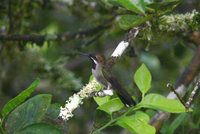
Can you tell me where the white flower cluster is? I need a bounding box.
[159,10,199,32]
[59,79,99,120]
[59,94,82,120]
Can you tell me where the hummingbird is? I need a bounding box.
[81,52,136,107]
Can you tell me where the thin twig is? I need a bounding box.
[166,83,186,107]
[185,80,200,110]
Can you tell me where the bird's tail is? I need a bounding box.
[106,76,136,107]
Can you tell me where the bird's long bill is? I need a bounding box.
[77,51,90,57]
[77,52,96,61]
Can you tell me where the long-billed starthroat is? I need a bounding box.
[83,53,136,107]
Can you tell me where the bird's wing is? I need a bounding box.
[105,57,117,70]
[102,68,136,107]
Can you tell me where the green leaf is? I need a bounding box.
[140,93,186,113]
[1,78,40,119]
[165,113,187,134]
[133,111,150,123]
[119,15,152,30]
[46,103,61,120]
[97,98,124,115]
[116,112,156,134]
[5,94,52,133]
[16,123,61,134]
[89,75,95,82]
[134,64,151,95]
[110,0,147,14]
[94,96,111,106]
[148,0,180,16]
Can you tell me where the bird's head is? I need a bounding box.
[78,52,105,69]
[88,54,105,69]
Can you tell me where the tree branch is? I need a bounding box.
[0,17,115,44]
[185,78,200,110]
[150,32,200,132]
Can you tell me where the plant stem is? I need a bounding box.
[92,105,141,133]
[0,123,5,134]
[92,118,116,134]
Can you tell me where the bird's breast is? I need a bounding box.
[92,68,109,88]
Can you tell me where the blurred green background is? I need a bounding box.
[0,0,200,133]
